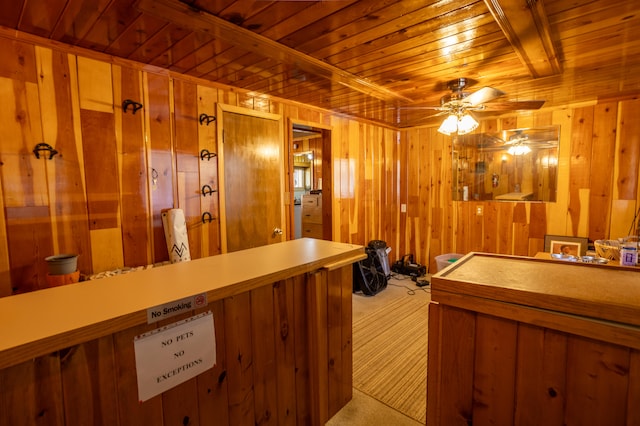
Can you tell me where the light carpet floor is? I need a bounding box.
[351,278,430,424]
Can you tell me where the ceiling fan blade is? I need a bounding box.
[397,106,445,110]
[481,100,545,111]
[464,86,505,106]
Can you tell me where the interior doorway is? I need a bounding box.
[290,122,332,241]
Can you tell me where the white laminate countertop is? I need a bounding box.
[0,238,364,368]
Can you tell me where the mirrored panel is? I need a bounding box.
[452,126,559,202]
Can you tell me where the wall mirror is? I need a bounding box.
[452,125,559,202]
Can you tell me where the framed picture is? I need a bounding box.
[544,235,588,256]
[549,241,581,257]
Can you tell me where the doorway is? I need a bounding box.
[290,122,332,241]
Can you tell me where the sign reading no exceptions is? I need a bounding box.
[134,311,216,402]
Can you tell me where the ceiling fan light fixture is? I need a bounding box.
[457,113,479,135]
[438,114,459,135]
[437,112,478,135]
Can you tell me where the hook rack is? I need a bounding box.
[122,99,144,114]
[199,113,216,125]
[33,143,58,160]
[201,184,217,197]
[200,149,217,161]
[201,212,216,223]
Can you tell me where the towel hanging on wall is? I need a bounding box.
[161,208,191,263]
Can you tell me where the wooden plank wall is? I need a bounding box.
[402,101,640,272]
[1,33,639,293]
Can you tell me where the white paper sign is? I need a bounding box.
[134,311,216,402]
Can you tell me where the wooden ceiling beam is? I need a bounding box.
[135,0,412,103]
[483,0,561,78]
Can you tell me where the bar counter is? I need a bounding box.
[0,238,365,426]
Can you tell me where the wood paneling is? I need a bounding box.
[403,102,640,272]
[116,65,152,267]
[0,29,639,288]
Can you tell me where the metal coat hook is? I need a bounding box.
[201,184,217,197]
[33,143,58,160]
[201,212,216,223]
[199,113,216,125]
[122,99,144,114]
[200,149,217,161]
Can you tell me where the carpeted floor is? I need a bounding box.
[351,277,430,424]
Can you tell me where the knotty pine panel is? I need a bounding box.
[145,73,175,264]
[0,75,52,293]
[0,78,46,208]
[617,99,640,201]
[293,274,311,424]
[0,354,65,425]
[114,65,152,268]
[514,325,567,425]
[569,106,594,236]
[274,278,297,426]
[161,378,201,426]
[472,314,518,425]
[0,182,8,296]
[327,265,353,417]
[80,109,119,230]
[426,305,476,426]
[565,336,630,425]
[60,336,119,425]
[37,47,92,274]
[174,79,202,259]
[50,0,112,43]
[223,292,256,424]
[251,284,279,425]
[0,38,37,83]
[77,57,113,113]
[589,102,618,240]
[195,299,230,426]
[353,123,365,244]
[197,85,221,258]
[629,350,640,425]
[113,322,164,425]
[4,206,54,293]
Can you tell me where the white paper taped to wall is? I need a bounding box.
[161,208,191,263]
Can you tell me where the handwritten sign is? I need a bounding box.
[146,292,208,323]
[134,311,216,402]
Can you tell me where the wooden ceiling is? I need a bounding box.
[1,0,639,128]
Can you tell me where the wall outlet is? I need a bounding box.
[476,206,483,216]
[401,204,407,213]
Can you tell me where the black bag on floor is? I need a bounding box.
[353,241,388,296]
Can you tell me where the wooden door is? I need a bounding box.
[217,105,284,252]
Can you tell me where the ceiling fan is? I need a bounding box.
[402,78,545,135]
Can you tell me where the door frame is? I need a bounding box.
[216,103,285,253]
[288,119,333,241]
